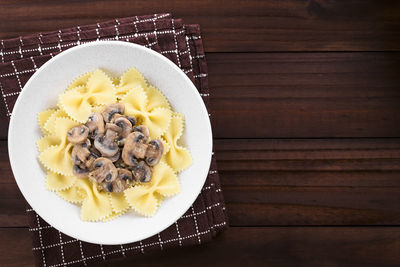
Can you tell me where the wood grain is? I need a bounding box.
[1,52,400,139]
[208,52,400,138]
[0,227,399,267]
[1,1,400,266]
[0,0,400,52]
[2,139,399,227]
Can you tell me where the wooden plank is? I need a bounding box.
[0,227,399,266]
[2,183,399,227]
[2,138,400,227]
[0,228,34,266]
[1,52,400,139]
[0,0,400,52]
[208,52,400,138]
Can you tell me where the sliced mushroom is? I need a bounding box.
[105,148,120,162]
[145,139,164,166]
[73,164,90,178]
[122,132,148,165]
[101,180,128,193]
[132,161,152,182]
[133,125,149,142]
[114,158,125,168]
[105,123,122,135]
[110,113,123,122]
[118,168,133,182]
[89,145,102,158]
[71,139,91,164]
[102,182,114,193]
[85,113,104,138]
[101,103,125,122]
[126,116,136,127]
[67,125,89,144]
[86,145,101,169]
[88,157,118,184]
[114,116,132,138]
[94,129,119,157]
[85,155,96,169]
[108,168,133,193]
[116,137,126,147]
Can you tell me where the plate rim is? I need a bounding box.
[8,40,213,244]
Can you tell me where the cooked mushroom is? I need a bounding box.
[122,132,148,165]
[118,168,133,182]
[85,155,96,169]
[110,113,123,122]
[145,139,164,166]
[85,145,102,169]
[105,123,122,135]
[132,161,152,182]
[68,101,164,192]
[116,137,125,147]
[114,116,132,138]
[107,168,133,193]
[89,145,102,158]
[133,125,149,142]
[114,158,129,169]
[73,164,90,178]
[101,103,125,122]
[71,139,91,164]
[126,116,136,127]
[106,148,120,162]
[67,125,89,144]
[101,179,129,193]
[102,182,114,193]
[85,112,104,138]
[94,129,119,157]
[88,157,118,184]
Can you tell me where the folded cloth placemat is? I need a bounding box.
[0,13,227,267]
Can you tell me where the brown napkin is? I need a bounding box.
[0,14,227,266]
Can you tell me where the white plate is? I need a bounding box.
[8,41,212,245]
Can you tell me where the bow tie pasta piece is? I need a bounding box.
[59,86,92,122]
[121,86,172,139]
[46,171,77,192]
[66,71,93,90]
[124,186,162,217]
[39,117,79,176]
[59,70,116,122]
[145,85,171,111]
[116,67,148,99]
[109,192,130,214]
[74,178,114,221]
[159,137,170,155]
[36,135,61,153]
[124,162,180,217]
[38,109,56,134]
[56,185,86,204]
[162,113,192,172]
[43,109,69,135]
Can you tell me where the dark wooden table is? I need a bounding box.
[1,1,400,266]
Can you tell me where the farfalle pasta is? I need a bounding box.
[120,86,172,139]
[45,171,77,192]
[162,113,193,172]
[59,70,117,122]
[115,68,148,98]
[38,117,79,176]
[124,162,180,216]
[36,68,192,221]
